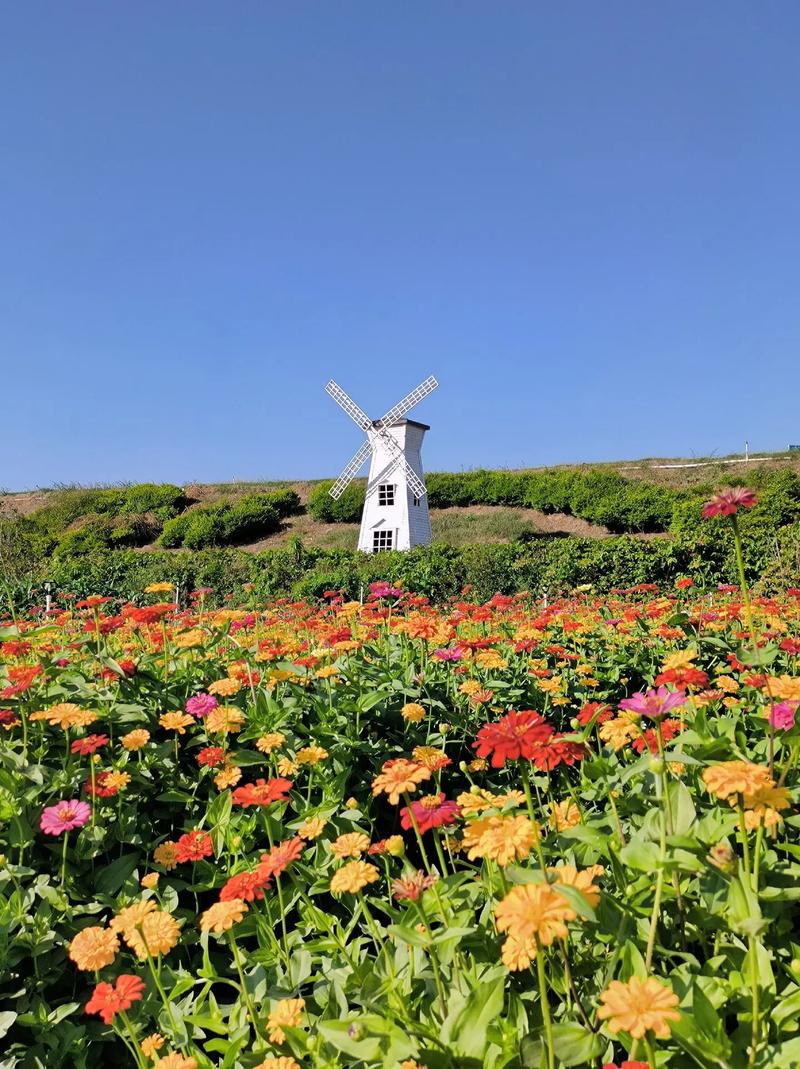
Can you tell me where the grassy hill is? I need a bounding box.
[2,450,799,557]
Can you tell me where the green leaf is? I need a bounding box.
[444,973,505,1056]
[96,852,139,895]
[550,1022,604,1066]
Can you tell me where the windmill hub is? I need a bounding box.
[325,376,438,553]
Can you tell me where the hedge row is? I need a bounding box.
[307,466,800,535]
[5,519,798,613]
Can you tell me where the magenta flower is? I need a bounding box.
[369,581,402,599]
[619,686,687,721]
[185,692,218,718]
[769,701,798,731]
[702,488,757,519]
[433,646,465,661]
[40,800,91,836]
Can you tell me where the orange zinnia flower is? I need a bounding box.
[371,759,431,804]
[85,974,145,1024]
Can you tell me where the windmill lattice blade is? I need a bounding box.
[329,439,373,499]
[403,459,426,499]
[377,375,438,428]
[325,380,372,432]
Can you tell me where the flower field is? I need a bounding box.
[2,496,800,1069]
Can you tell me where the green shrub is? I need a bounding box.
[307,481,365,523]
[121,483,187,516]
[265,489,301,518]
[159,513,194,548]
[181,509,228,550]
[221,497,281,544]
[53,517,114,557]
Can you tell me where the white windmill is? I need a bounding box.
[325,376,438,553]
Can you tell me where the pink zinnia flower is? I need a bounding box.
[433,647,465,661]
[769,701,798,731]
[400,792,461,834]
[185,692,218,718]
[40,799,91,836]
[619,686,687,721]
[702,488,757,519]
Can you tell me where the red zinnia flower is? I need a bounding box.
[631,718,683,754]
[83,771,119,798]
[655,667,709,689]
[472,710,554,768]
[1,665,44,699]
[85,974,145,1024]
[175,829,213,863]
[400,793,461,834]
[231,777,293,808]
[71,734,109,756]
[702,488,757,518]
[219,867,272,901]
[257,836,304,877]
[576,702,613,726]
[197,746,226,768]
[529,735,586,771]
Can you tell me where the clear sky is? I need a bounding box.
[2,3,798,490]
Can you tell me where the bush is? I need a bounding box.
[121,483,187,516]
[264,488,301,518]
[307,481,365,523]
[159,513,194,548]
[221,497,281,544]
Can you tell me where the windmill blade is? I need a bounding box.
[372,425,427,498]
[376,375,438,428]
[325,380,372,433]
[329,439,372,499]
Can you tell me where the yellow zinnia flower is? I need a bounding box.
[549,800,581,832]
[256,732,285,754]
[702,761,774,803]
[140,1032,164,1058]
[121,729,150,751]
[597,975,680,1038]
[253,1058,301,1069]
[68,925,119,971]
[296,745,328,765]
[208,677,241,697]
[371,759,431,804]
[401,702,426,723]
[330,832,370,859]
[297,816,326,840]
[206,706,244,734]
[462,814,538,867]
[153,841,179,870]
[159,712,194,734]
[548,864,604,909]
[199,898,248,933]
[153,1055,197,1069]
[267,997,305,1043]
[495,883,575,965]
[330,860,380,895]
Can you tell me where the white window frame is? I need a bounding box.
[373,529,394,552]
[377,483,396,507]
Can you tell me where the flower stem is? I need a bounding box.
[644,768,668,971]
[534,940,555,1069]
[228,929,265,1039]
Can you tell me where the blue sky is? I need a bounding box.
[2,3,798,490]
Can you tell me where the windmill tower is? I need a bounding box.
[325,376,438,553]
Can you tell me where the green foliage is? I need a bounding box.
[158,494,283,550]
[427,468,678,532]
[307,481,365,523]
[119,482,187,516]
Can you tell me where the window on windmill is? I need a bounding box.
[373,530,393,552]
[378,483,396,507]
[413,495,421,507]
